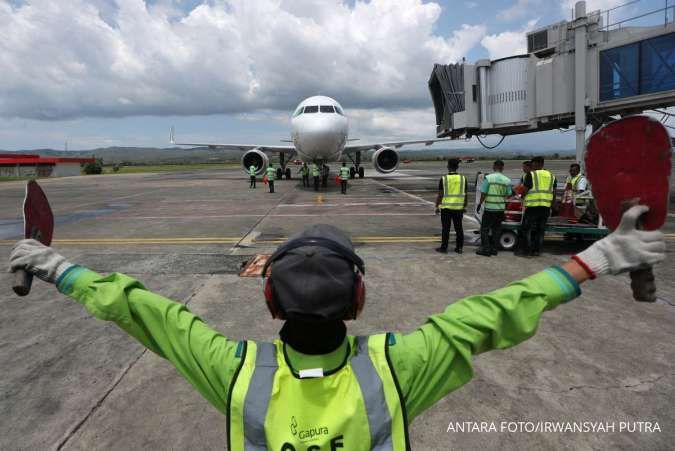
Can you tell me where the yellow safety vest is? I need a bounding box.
[227,334,409,450]
[249,166,257,176]
[565,174,581,191]
[311,164,320,177]
[340,167,350,180]
[440,174,466,210]
[524,169,554,208]
[266,167,276,180]
[484,172,511,211]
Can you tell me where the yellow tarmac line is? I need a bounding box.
[1,234,674,246]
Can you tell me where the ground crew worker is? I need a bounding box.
[565,163,587,193]
[311,162,320,191]
[321,164,329,188]
[9,210,665,449]
[248,165,257,189]
[266,164,276,194]
[565,163,588,208]
[339,162,350,194]
[520,160,531,184]
[435,158,467,254]
[299,163,309,188]
[517,156,556,257]
[476,160,513,257]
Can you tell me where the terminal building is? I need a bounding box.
[429,0,675,161]
[0,154,95,177]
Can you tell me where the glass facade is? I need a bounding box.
[600,32,675,101]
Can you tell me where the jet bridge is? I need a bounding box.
[429,0,675,161]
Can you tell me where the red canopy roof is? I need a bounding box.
[0,155,95,165]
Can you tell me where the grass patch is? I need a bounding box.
[104,163,240,174]
[0,176,33,183]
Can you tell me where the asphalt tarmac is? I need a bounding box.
[0,160,673,450]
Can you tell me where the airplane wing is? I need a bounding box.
[344,137,453,153]
[170,127,295,153]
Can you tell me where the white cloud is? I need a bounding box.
[480,19,538,60]
[500,0,540,21]
[0,0,486,120]
[464,1,478,8]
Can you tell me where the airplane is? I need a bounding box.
[170,95,453,180]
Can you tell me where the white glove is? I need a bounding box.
[574,205,666,276]
[8,239,73,284]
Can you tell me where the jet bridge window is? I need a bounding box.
[320,105,335,113]
[599,32,675,101]
[304,105,319,113]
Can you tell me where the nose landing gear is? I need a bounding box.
[348,151,364,179]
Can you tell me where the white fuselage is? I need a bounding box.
[290,96,349,162]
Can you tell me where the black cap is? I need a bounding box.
[447,158,460,170]
[269,224,359,321]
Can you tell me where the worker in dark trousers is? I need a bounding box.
[435,158,467,254]
[312,163,320,191]
[266,164,276,194]
[299,163,309,188]
[476,160,513,256]
[321,164,329,188]
[248,164,257,189]
[339,162,350,194]
[517,156,556,257]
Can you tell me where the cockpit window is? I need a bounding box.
[304,105,319,113]
[335,106,344,116]
[320,105,335,113]
[293,107,303,117]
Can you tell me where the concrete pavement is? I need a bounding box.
[0,161,673,450]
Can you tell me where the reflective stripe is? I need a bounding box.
[243,342,277,450]
[352,337,393,451]
[441,174,466,210]
[484,173,510,211]
[525,170,554,207]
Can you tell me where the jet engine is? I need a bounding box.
[371,147,399,173]
[241,149,269,175]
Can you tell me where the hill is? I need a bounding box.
[0,146,575,165]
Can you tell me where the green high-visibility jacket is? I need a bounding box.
[55,265,580,449]
[482,172,513,211]
[440,173,466,210]
[248,166,257,176]
[525,170,554,208]
[339,167,350,180]
[311,164,320,177]
[266,167,276,180]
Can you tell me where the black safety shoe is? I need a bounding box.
[454,248,463,254]
[435,247,448,254]
[475,249,491,257]
[491,250,498,256]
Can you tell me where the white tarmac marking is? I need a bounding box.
[103,213,436,219]
[370,178,435,206]
[237,231,261,247]
[279,202,428,207]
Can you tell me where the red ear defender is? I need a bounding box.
[264,277,284,319]
[345,273,366,320]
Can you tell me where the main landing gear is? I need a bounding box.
[277,153,293,180]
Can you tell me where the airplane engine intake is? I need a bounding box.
[241,149,269,175]
[371,147,399,173]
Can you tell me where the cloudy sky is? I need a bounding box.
[0,0,669,150]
